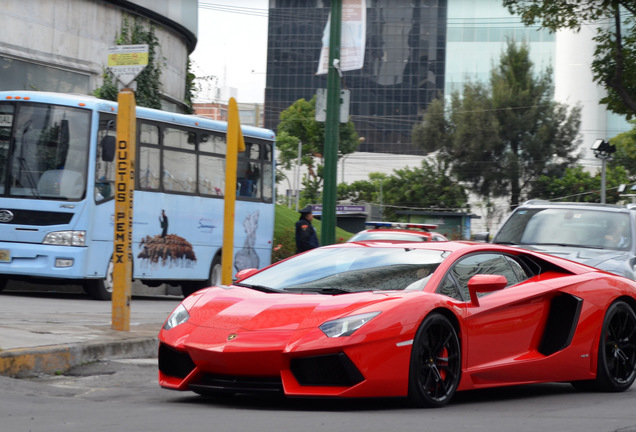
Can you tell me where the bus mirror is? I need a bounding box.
[101,135,116,162]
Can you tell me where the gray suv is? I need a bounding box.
[491,200,636,280]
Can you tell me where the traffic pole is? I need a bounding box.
[221,97,246,285]
[321,0,342,246]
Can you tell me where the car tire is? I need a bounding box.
[181,254,222,297]
[408,313,461,408]
[594,300,636,392]
[84,259,114,301]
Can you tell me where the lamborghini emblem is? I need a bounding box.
[227,333,238,341]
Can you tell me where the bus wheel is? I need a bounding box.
[84,259,114,301]
[0,277,7,292]
[181,254,222,297]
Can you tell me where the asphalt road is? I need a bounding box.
[1,288,635,432]
[1,358,636,432]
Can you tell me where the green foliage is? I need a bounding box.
[609,120,636,177]
[338,172,388,203]
[531,164,630,204]
[183,57,196,114]
[413,40,581,210]
[380,159,469,221]
[276,97,360,204]
[503,0,636,119]
[94,16,185,110]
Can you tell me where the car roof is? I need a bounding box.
[517,200,636,213]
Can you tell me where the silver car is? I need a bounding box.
[491,200,636,280]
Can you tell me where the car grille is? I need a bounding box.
[0,208,74,226]
[158,343,196,379]
[290,352,364,386]
[189,374,283,395]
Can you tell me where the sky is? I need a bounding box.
[190,1,269,104]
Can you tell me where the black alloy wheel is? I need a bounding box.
[596,300,636,391]
[408,313,461,407]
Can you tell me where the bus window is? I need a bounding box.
[164,127,196,150]
[0,104,14,194]
[199,154,224,196]
[140,122,159,145]
[199,132,226,155]
[262,163,273,201]
[139,147,160,190]
[9,103,90,200]
[163,149,196,193]
[95,115,115,202]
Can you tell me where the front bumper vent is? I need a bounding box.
[190,374,283,395]
[158,343,196,379]
[290,352,364,386]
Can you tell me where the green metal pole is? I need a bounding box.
[321,0,341,246]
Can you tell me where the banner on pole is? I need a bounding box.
[316,0,366,75]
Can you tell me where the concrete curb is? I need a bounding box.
[0,337,159,378]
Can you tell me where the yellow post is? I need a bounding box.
[112,89,136,331]
[221,97,245,285]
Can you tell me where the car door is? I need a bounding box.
[438,252,555,382]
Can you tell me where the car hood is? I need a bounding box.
[188,286,398,331]
[521,244,634,279]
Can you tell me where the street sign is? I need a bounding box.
[107,44,149,87]
[315,88,350,123]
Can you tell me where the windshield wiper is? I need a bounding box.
[284,287,353,294]
[234,282,283,293]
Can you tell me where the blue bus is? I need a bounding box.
[0,91,276,299]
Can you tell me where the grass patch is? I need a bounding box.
[272,204,353,262]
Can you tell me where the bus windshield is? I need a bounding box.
[0,101,90,200]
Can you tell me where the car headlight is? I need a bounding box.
[320,312,381,338]
[163,304,190,330]
[43,230,86,246]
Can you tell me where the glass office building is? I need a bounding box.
[265,0,448,155]
[265,0,630,162]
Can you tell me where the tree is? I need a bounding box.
[531,164,630,204]
[609,120,636,177]
[276,96,360,204]
[338,172,388,204]
[503,0,636,119]
[413,41,582,210]
[378,159,469,221]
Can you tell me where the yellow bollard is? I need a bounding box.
[112,89,136,331]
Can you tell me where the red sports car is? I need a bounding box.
[158,241,636,407]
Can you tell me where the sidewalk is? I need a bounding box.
[0,287,182,378]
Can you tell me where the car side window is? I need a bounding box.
[438,274,463,301]
[437,253,530,302]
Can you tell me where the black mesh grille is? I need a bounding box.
[290,353,364,386]
[0,208,73,226]
[190,374,283,395]
[158,343,196,379]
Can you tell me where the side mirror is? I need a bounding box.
[101,135,116,162]
[234,268,259,282]
[467,274,507,306]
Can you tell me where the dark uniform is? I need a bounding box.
[295,205,319,253]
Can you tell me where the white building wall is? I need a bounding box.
[0,0,195,109]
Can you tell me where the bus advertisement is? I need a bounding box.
[0,91,276,300]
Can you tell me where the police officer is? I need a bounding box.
[295,205,319,253]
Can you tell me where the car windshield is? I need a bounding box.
[238,246,448,294]
[494,207,632,251]
[349,232,427,242]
